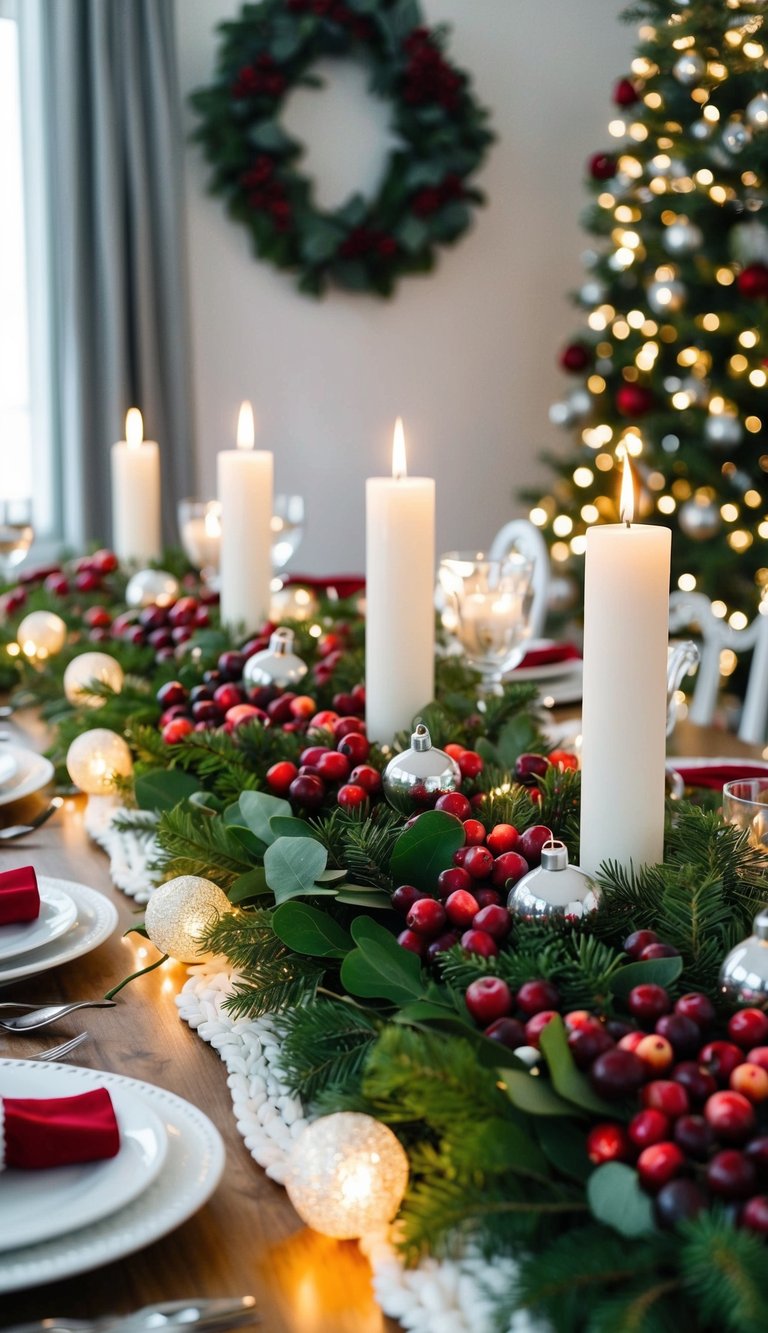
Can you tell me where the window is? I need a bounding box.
[0,3,31,501]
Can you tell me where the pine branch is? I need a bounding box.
[274,997,379,1105]
[201,909,325,1018]
[363,1025,511,1129]
[152,806,255,886]
[311,805,403,887]
[680,1213,768,1333]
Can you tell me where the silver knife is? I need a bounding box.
[4,1298,259,1333]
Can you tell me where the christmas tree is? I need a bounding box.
[527,0,768,632]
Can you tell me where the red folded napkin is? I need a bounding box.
[0,866,40,927]
[672,763,768,792]
[517,642,582,670]
[1,1087,120,1171]
[285,574,366,600]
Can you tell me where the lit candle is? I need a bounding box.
[366,419,435,743]
[218,401,273,633]
[110,409,161,564]
[579,455,671,877]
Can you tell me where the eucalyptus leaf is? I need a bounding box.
[134,768,201,813]
[315,868,348,883]
[340,916,425,1004]
[229,825,268,858]
[264,836,329,903]
[227,868,269,904]
[536,1116,591,1183]
[539,1016,616,1117]
[500,1069,577,1118]
[587,1162,656,1238]
[239,791,292,845]
[390,810,466,894]
[269,816,323,842]
[335,890,392,909]
[272,901,352,958]
[609,955,683,1000]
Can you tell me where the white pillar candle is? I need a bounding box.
[366,419,435,744]
[579,456,671,877]
[111,409,161,565]
[218,401,273,634]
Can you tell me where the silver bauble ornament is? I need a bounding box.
[719,907,768,1010]
[648,278,686,314]
[269,581,320,623]
[125,569,180,609]
[382,722,461,815]
[705,414,743,448]
[746,92,768,130]
[507,841,600,925]
[579,279,607,306]
[691,119,713,142]
[673,52,705,85]
[722,119,751,155]
[678,498,721,540]
[567,389,593,421]
[549,401,574,428]
[242,627,308,691]
[663,219,703,256]
[730,220,768,266]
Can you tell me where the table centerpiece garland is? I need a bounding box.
[3,553,768,1331]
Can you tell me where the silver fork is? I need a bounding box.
[0,798,64,841]
[38,1032,89,1061]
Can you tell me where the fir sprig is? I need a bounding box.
[274,997,379,1105]
[152,806,255,886]
[200,908,324,1018]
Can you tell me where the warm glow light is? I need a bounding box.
[620,452,635,524]
[126,408,143,449]
[236,400,255,450]
[392,417,407,480]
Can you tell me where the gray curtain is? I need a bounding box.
[39,0,195,549]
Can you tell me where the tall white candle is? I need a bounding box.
[579,456,671,877]
[111,409,161,565]
[218,401,273,633]
[366,419,435,743]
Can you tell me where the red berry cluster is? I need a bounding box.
[393,815,553,961]
[1,549,121,620]
[111,593,214,668]
[338,227,397,261]
[401,27,463,112]
[410,173,465,218]
[285,0,373,36]
[231,55,286,101]
[465,976,561,1052]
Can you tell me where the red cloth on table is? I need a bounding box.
[516,642,582,670]
[673,764,768,792]
[2,1088,120,1170]
[0,865,40,926]
[285,574,366,600]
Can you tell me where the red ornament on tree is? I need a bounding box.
[738,264,768,299]
[560,343,591,373]
[613,77,638,107]
[616,383,654,417]
[589,152,616,181]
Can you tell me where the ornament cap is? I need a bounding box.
[411,722,432,753]
[540,840,569,871]
[270,627,295,656]
[754,908,768,941]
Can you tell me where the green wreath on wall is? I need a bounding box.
[191,0,494,297]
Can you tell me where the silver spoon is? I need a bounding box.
[0,999,116,1031]
[0,798,63,840]
[5,1297,259,1333]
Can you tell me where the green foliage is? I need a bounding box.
[310,805,403,889]
[341,915,425,1005]
[275,997,379,1105]
[134,767,202,812]
[438,926,625,1013]
[389,809,466,893]
[200,908,324,1018]
[680,1213,768,1333]
[152,805,255,887]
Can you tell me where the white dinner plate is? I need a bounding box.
[0,1063,168,1250]
[534,664,584,708]
[0,1060,225,1291]
[0,746,54,808]
[0,878,117,984]
[0,751,18,788]
[0,885,78,963]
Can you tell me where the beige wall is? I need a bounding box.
[175,0,634,573]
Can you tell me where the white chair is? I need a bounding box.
[668,590,768,744]
[489,519,551,640]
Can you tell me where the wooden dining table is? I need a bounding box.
[0,707,762,1332]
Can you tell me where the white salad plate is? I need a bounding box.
[0,1063,168,1251]
[0,885,78,963]
[0,746,55,808]
[0,751,18,787]
[0,1060,225,1291]
[0,878,117,984]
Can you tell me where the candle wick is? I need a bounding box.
[624,517,631,529]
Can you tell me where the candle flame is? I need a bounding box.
[204,503,221,537]
[392,417,407,480]
[619,450,635,525]
[126,408,143,449]
[237,400,255,450]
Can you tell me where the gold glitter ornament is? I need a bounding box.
[144,875,231,961]
[285,1112,409,1239]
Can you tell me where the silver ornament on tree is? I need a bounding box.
[567,389,593,421]
[722,119,751,155]
[242,626,308,691]
[648,279,686,314]
[719,907,768,1009]
[125,569,180,608]
[678,498,721,541]
[383,722,461,815]
[579,279,607,307]
[680,375,710,407]
[746,92,768,130]
[691,119,713,142]
[663,219,703,256]
[730,220,768,266]
[673,52,705,85]
[705,414,743,448]
[507,841,600,925]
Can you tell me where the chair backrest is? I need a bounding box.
[668,590,768,744]
[489,520,550,639]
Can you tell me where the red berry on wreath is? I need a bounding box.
[730,1063,768,1103]
[435,791,472,820]
[628,1108,670,1150]
[484,1017,527,1050]
[618,1031,645,1054]
[675,992,716,1028]
[157,680,187,708]
[213,683,244,712]
[704,1090,756,1142]
[337,782,367,809]
[217,650,246,680]
[672,1062,717,1106]
[587,1122,631,1165]
[463,846,494,880]
[445,889,480,928]
[406,898,447,938]
[426,931,459,961]
[590,1048,646,1099]
[636,1034,674,1073]
[349,764,382,795]
[392,885,428,915]
[559,343,590,374]
[290,695,316,720]
[728,1008,768,1050]
[613,77,638,106]
[301,744,329,767]
[162,717,194,744]
[462,818,487,846]
[623,929,659,959]
[475,887,502,909]
[699,1040,744,1084]
[706,1149,756,1199]
[517,979,560,1017]
[465,976,513,1024]
[655,1013,701,1059]
[640,942,679,960]
[288,773,325,810]
[525,1010,559,1048]
[491,851,529,887]
[397,928,427,957]
[642,1080,689,1119]
[337,732,370,765]
[309,710,339,732]
[437,867,472,898]
[627,983,671,1023]
[225,704,266,732]
[460,928,498,958]
[741,1195,768,1233]
[746,1046,768,1072]
[266,760,299,795]
[518,825,554,868]
[457,749,483,780]
[45,573,69,596]
[316,751,351,782]
[513,753,549,786]
[568,1025,614,1069]
[486,824,519,856]
[333,716,365,739]
[637,1141,684,1192]
[472,904,512,941]
[91,548,119,574]
[673,1114,714,1161]
[444,743,464,762]
[654,1178,706,1227]
[547,749,578,771]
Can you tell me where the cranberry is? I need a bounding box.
[407,898,447,938]
[623,929,660,959]
[746,1137,768,1179]
[517,979,560,1016]
[160,705,189,727]
[518,825,554,868]
[213,683,244,711]
[288,774,325,810]
[486,824,519,855]
[148,629,173,650]
[741,1195,768,1233]
[484,1017,527,1049]
[337,783,367,809]
[642,1081,689,1119]
[728,1008,768,1050]
[636,1034,674,1072]
[587,1122,631,1165]
[268,694,297,725]
[654,1178,706,1227]
[568,1025,614,1069]
[452,848,470,869]
[225,704,267,731]
[266,761,299,795]
[472,904,512,941]
[457,749,483,780]
[514,753,549,786]
[290,695,317,720]
[463,846,494,880]
[699,1041,744,1084]
[747,1046,768,1072]
[426,931,459,961]
[590,1048,647,1100]
[85,606,111,629]
[565,1010,596,1032]
[337,732,370,765]
[672,1062,717,1106]
[44,573,69,596]
[156,680,187,708]
[460,929,498,958]
[628,1108,670,1150]
[462,819,487,846]
[350,765,382,795]
[397,929,427,958]
[707,1149,756,1199]
[525,1010,559,1048]
[316,751,351,782]
[465,976,514,1025]
[308,711,338,733]
[437,867,472,899]
[445,889,480,929]
[628,984,672,1024]
[391,885,429,915]
[475,887,502,908]
[491,851,529,888]
[655,1013,701,1060]
[162,717,194,744]
[731,1062,768,1102]
[90,548,118,574]
[704,1090,756,1142]
[332,692,360,716]
[333,716,366,739]
[217,650,245,680]
[618,1031,645,1054]
[606,1019,635,1041]
[637,1142,685,1193]
[301,745,329,767]
[675,993,716,1028]
[640,942,680,960]
[673,1114,714,1161]
[74,568,101,592]
[168,596,198,627]
[140,605,167,631]
[435,791,472,821]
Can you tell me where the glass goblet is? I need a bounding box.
[0,498,34,584]
[177,499,221,585]
[438,550,534,695]
[271,495,305,571]
[723,778,768,851]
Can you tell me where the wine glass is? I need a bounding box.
[0,498,34,584]
[271,495,305,571]
[177,499,222,585]
[437,550,534,694]
[723,779,768,850]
